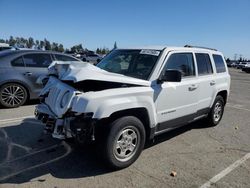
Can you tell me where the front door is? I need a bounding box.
[23,53,53,96]
[154,52,199,131]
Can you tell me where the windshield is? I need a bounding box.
[96,49,161,80]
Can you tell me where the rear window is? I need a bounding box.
[213,54,226,73]
[11,57,25,67]
[195,53,213,75]
[23,53,52,68]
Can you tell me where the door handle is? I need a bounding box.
[24,72,32,76]
[210,80,216,86]
[188,84,198,91]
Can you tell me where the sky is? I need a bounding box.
[0,0,250,59]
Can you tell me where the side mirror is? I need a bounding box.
[158,70,182,83]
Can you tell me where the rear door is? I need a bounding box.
[23,53,53,96]
[195,53,216,111]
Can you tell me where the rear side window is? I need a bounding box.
[11,57,25,67]
[195,53,213,75]
[23,53,52,68]
[54,54,78,61]
[164,53,195,77]
[213,54,226,73]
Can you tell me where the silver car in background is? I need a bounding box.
[0,50,81,108]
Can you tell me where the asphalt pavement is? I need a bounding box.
[0,68,249,188]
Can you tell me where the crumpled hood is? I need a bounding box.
[48,61,150,86]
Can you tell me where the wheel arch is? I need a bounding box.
[102,108,152,140]
[216,90,228,104]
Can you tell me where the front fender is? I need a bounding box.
[93,96,157,128]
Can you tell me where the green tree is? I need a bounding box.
[51,42,59,51]
[113,41,117,49]
[35,40,40,49]
[58,44,64,52]
[40,40,45,50]
[9,36,16,46]
[27,37,34,48]
[44,38,51,50]
[0,39,5,43]
[71,44,83,53]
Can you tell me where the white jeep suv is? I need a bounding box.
[35,46,230,169]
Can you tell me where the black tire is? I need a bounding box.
[0,83,28,108]
[206,95,225,126]
[102,116,146,169]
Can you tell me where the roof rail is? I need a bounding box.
[184,45,217,51]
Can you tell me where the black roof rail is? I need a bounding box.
[184,45,217,51]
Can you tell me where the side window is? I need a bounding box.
[23,54,52,68]
[213,54,226,73]
[11,56,25,67]
[195,53,213,75]
[164,53,195,77]
[54,54,78,61]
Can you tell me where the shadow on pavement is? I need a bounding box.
[0,117,211,184]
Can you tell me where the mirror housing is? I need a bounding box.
[158,70,182,83]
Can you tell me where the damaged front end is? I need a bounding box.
[35,61,150,143]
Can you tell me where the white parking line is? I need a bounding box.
[0,116,34,123]
[200,152,250,188]
[227,104,250,112]
[0,116,34,126]
[0,141,72,181]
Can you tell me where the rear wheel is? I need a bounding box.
[0,83,28,108]
[102,116,146,169]
[206,95,225,126]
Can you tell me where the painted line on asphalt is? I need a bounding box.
[0,116,35,126]
[200,152,250,188]
[0,144,59,167]
[227,104,250,112]
[0,141,72,181]
[0,116,34,123]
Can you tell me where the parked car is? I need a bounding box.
[82,54,102,64]
[242,62,250,73]
[0,50,81,108]
[0,43,13,52]
[236,62,246,69]
[35,46,230,169]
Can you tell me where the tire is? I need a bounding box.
[0,83,28,108]
[102,116,146,169]
[206,95,225,126]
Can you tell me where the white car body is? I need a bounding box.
[36,46,230,140]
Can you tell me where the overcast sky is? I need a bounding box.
[0,0,250,59]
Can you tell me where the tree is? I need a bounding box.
[71,44,83,53]
[58,44,64,52]
[0,39,5,43]
[35,40,40,49]
[40,40,45,50]
[9,36,16,46]
[44,38,51,50]
[51,42,59,51]
[113,41,117,49]
[27,37,34,48]
[226,58,230,63]
[96,48,100,54]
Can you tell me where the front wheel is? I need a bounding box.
[102,116,146,169]
[206,95,225,126]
